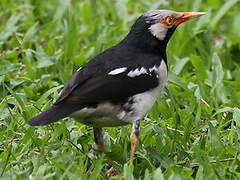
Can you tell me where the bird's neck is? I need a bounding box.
[121,29,168,63]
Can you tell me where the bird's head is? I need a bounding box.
[124,10,205,51]
[145,10,206,42]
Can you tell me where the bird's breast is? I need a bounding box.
[123,59,168,122]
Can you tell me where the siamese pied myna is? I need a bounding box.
[29,10,205,159]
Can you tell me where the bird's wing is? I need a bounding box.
[55,64,160,106]
[29,64,160,126]
[54,64,98,104]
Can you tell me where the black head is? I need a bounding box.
[122,10,205,53]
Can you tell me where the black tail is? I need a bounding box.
[28,103,82,126]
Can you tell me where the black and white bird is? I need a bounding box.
[29,10,205,159]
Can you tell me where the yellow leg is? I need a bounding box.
[130,120,141,160]
[130,133,138,159]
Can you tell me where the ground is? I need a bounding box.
[0,0,240,179]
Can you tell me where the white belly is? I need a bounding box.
[70,102,129,127]
[70,60,168,127]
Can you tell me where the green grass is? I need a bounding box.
[1,0,240,179]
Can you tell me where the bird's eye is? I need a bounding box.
[166,17,173,25]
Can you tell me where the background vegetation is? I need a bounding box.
[0,0,240,179]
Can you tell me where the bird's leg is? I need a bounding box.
[93,127,107,152]
[93,127,115,177]
[130,119,141,159]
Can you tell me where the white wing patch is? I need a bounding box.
[127,67,148,77]
[108,67,127,75]
[127,65,160,78]
[77,67,82,72]
[108,64,162,78]
[149,65,158,72]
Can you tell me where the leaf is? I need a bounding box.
[213,107,233,117]
[0,14,21,43]
[208,122,225,154]
[183,116,193,144]
[211,0,239,30]
[123,164,134,180]
[4,83,28,120]
[144,169,151,180]
[172,57,190,75]
[24,49,36,78]
[195,166,204,180]
[53,0,71,20]
[233,108,240,128]
[63,13,78,62]
[212,54,224,84]
[35,46,55,68]
[194,9,211,31]
[168,72,187,89]
[36,85,63,107]
[0,63,20,76]
[89,155,104,180]
[81,2,93,24]
[153,168,164,180]
[190,54,207,81]
[23,22,39,47]
[192,0,203,11]
[35,164,47,179]
[147,147,173,169]
[211,53,227,103]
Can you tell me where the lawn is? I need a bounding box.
[1,0,240,179]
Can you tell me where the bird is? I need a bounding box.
[29,10,205,159]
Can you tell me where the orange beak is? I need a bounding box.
[174,12,206,26]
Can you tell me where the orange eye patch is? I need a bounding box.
[158,16,175,26]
